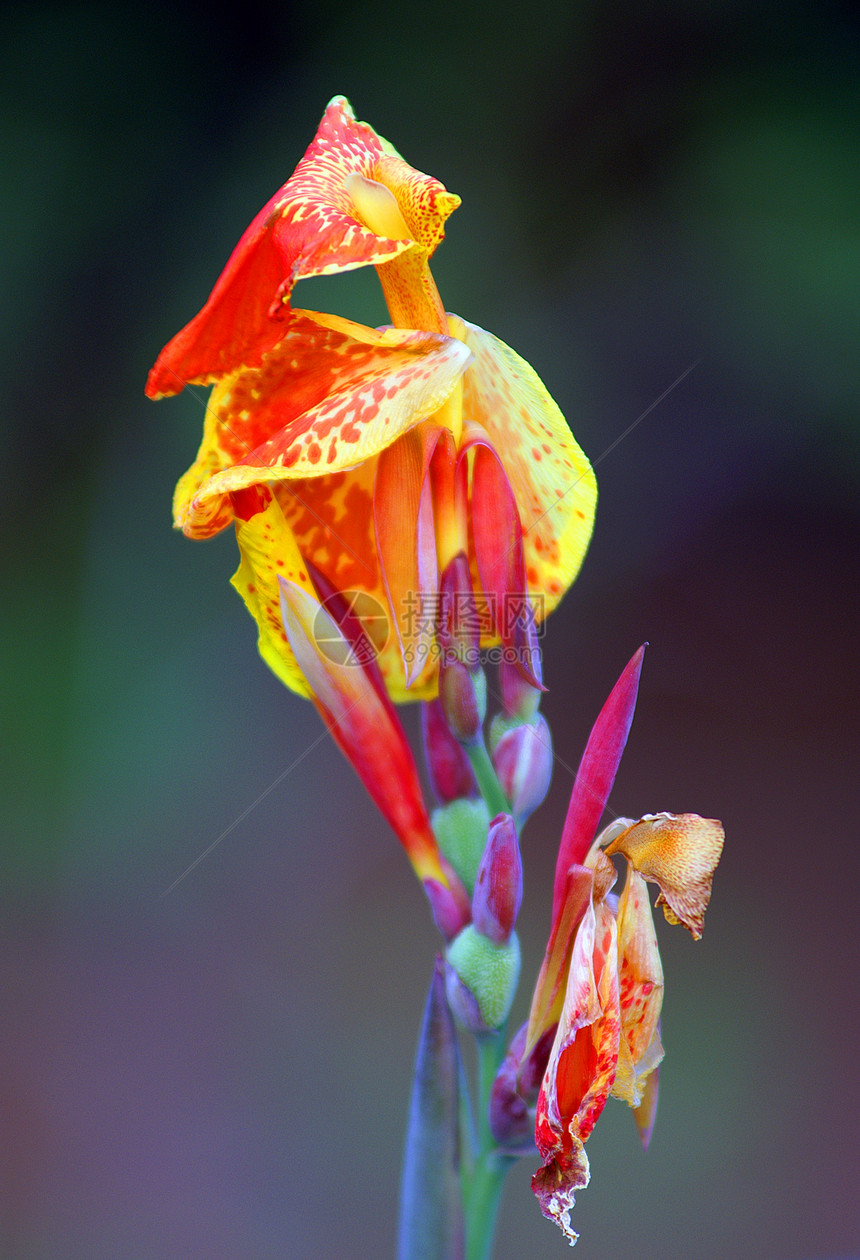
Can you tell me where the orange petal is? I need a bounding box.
[454,316,596,615]
[274,464,436,703]
[147,97,450,396]
[525,864,593,1058]
[605,813,725,939]
[374,426,440,687]
[174,313,470,538]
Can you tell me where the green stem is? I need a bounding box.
[463,1033,512,1260]
[466,741,509,819]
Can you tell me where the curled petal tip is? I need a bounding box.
[605,812,724,939]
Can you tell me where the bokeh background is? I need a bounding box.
[2,1,858,1257]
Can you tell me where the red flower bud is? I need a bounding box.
[492,715,553,825]
[471,813,523,944]
[421,699,477,803]
[438,658,486,746]
[437,552,481,667]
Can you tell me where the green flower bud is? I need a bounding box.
[431,797,490,894]
[445,925,521,1031]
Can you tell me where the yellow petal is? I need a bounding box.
[229,493,316,698]
[605,813,725,939]
[455,316,597,615]
[175,313,471,538]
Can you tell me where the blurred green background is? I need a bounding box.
[2,1,858,1256]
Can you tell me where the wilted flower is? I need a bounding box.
[489,647,724,1244]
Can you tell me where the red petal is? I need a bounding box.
[146,98,410,396]
[278,578,445,884]
[469,439,540,685]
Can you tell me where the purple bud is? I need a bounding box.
[492,715,553,825]
[471,814,523,944]
[499,618,544,720]
[489,1024,533,1151]
[438,659,486,746]
[488,1021,556,1153]
[421,700,477,803]
[424,877,471,942]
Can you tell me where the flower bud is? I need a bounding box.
[491,715,553,826]
[438,658,486,746]
[445,924,521,1032]
[499,620,544,721]
[471,814,523,945]
[489,1021,556,1152]
[431,797,491,894]
[437,552,480,667]
[421,699,476,803]
[424,877,471,942]
[488,712,519,755]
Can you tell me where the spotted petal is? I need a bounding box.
[146,97,460,396]
[605,812,724,939]
[533,899,620,1245]
[454,316,597,615]
[174,311,471,538]
[612,868,664,1108]
[229,489,317,698]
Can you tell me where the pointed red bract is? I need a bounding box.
[278,577,448,886]
[551,646,645,923]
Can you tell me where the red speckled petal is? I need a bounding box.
[454,316,596,613]
[612,869,665,1108]
[174,312,471,538]
[146,98,460,396]
[229,491,317,698]
[524,863,593,1058]
[533,900,621,1245]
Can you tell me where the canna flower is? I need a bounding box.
[147,97,596,701]
[491,647,724,1244]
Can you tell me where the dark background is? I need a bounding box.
[2,1,858,1256]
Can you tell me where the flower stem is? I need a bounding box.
[463,1032,513,1260]
[466,741,509,819]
